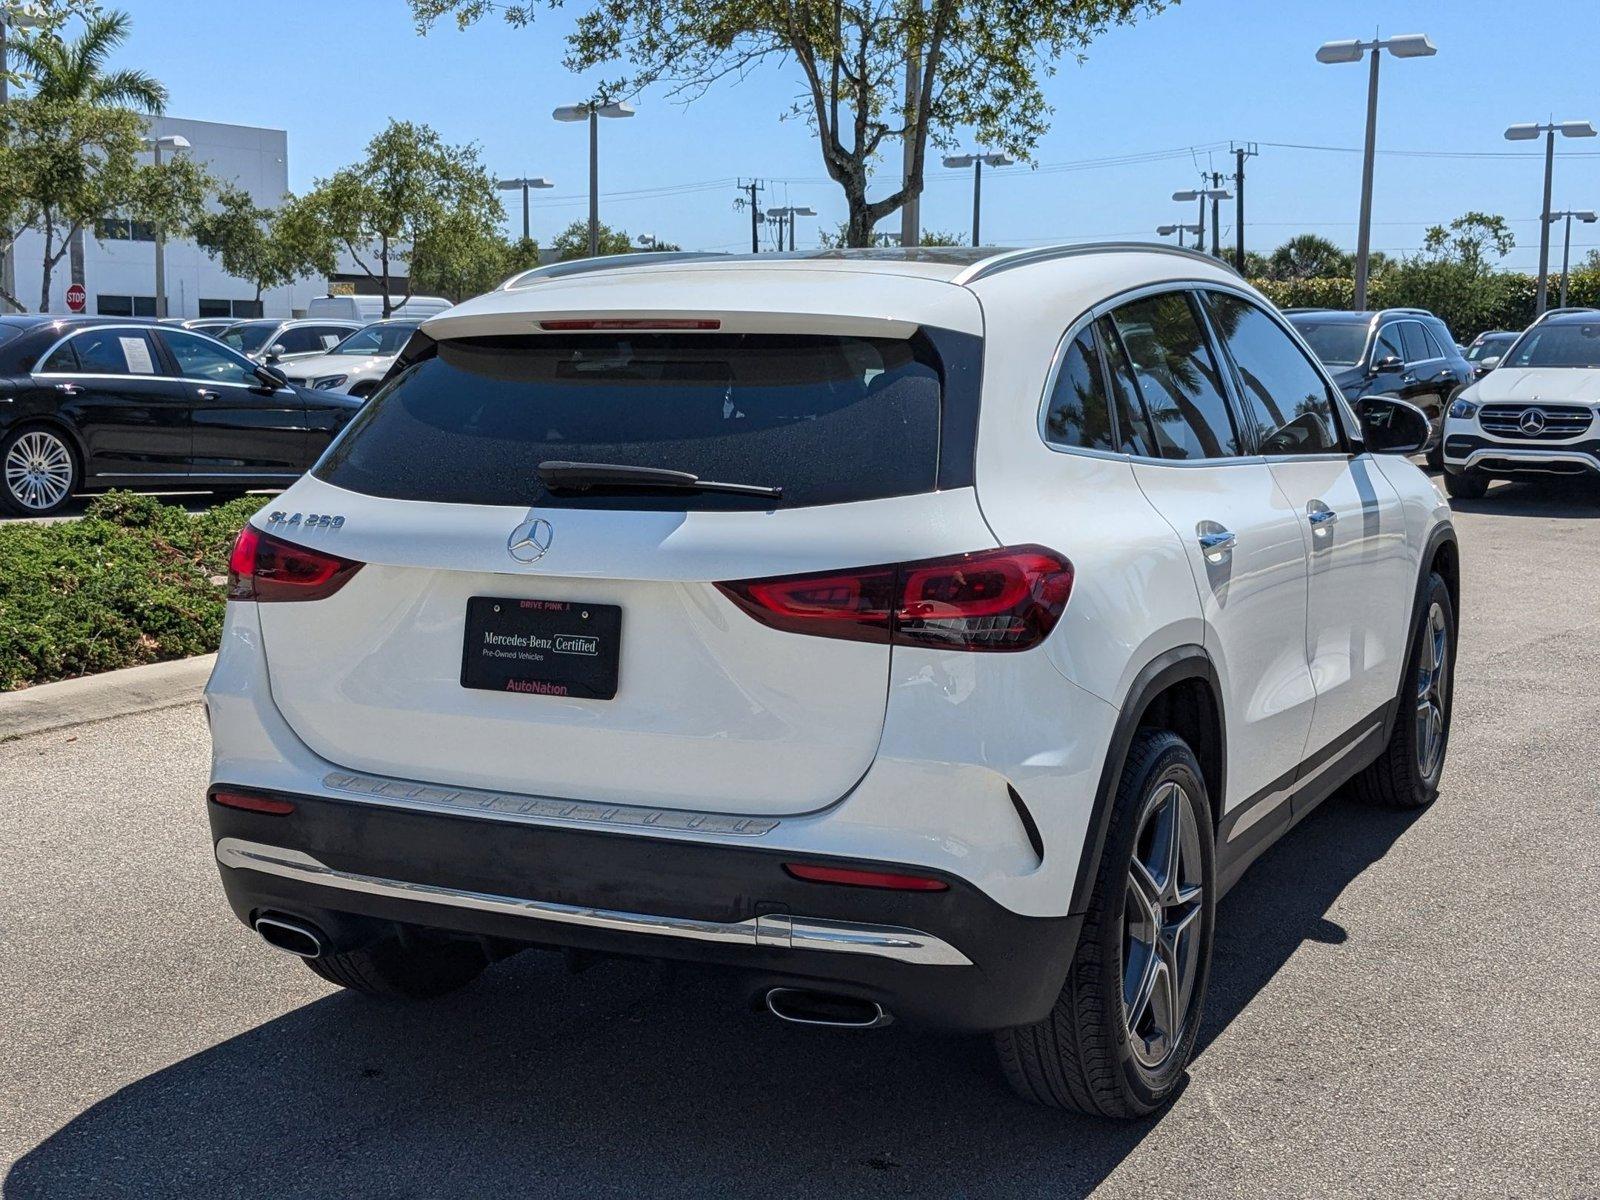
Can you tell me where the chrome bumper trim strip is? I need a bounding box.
[215,838,972,968]
[1453,448,1600,474]
[320,770,780,837]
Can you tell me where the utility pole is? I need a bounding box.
[737,179,765,253]
[1230,142,1259,272]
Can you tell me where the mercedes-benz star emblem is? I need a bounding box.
[508,516,554,563]
[1518,407,1547,435]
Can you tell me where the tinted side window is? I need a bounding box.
[1205,292,1342,456]
[161,330,258,385]
[39,340,81,373]
[1098,319,1155,456]
[1374,326,1403,364]
[1110,292,1240,459]
[1399,321,1434,363]
[1042,328,1115,452]
[276,327,323,354]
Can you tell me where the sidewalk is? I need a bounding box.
[0,655,214,743]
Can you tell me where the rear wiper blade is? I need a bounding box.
[537,460,783,499]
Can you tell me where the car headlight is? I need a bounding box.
[1448,398,1478,420]
[312,374,348,390]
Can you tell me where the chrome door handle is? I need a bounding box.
[1308,507,1338,526]
[196,388,221,400]
[1197,529,1236,553]
[54,382,82,395]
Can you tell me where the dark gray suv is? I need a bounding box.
[1287,308,1471,467]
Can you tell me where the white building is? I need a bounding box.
[11,115,347,320]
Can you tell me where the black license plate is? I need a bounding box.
[461,596,621,700]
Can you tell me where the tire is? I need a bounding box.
[1350,572,1455,810]
[303,933,489,999]
[995,729,1216,1116]
[0,424,80,517]
[1424,440,1444,471]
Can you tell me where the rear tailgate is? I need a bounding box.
[251,305,991,818]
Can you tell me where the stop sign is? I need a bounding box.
[65,283,86,313]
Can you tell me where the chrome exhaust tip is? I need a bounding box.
[764,987,893,1029]
[253,915,325,959]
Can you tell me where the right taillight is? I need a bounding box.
[227,525,363,603]
[716,545,1073,652]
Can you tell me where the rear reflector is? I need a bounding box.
[210,790,296,815]
[227,525,363,603]
[538,318,721,331]
[717,545,1073,652]
[784,863,949,892]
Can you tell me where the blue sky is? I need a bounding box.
[108,0,1600,270]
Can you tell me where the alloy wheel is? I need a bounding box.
[1122,779,1204,1071]
[4,430,74,512]
[1415,601,1449,778]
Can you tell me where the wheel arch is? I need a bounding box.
[1068,645,1225,915]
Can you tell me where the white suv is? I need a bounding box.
[205,244,1459,1116]
[1441,308,1600,498]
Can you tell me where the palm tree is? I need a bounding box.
[1267,234,1351,283]
[11,10,166,310]
[11,10,166,113]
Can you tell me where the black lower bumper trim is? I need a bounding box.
[207,787,1079,1031]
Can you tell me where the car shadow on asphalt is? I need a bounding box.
[5,794,1431,1200]
[1445,475,1600,518]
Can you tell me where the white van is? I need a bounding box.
[304,294,453,322]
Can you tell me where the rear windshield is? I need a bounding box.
[314,332,947,510]
[219,321,277,355]
[1287,318,1369,367]
[1503,322,1600,369]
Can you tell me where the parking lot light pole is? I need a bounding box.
[553,101,635,257]
[1157,223,1203,249]
[1173,189,1230,257]
[143,133,190,319]
[764,205,817,251]
[1506,121,1597,314]
[1548,209,1598,308]
[942,153,1012,245]
[496,177,554,243]
[1317,33,1437,311]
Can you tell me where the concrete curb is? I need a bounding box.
[0,654,214,744]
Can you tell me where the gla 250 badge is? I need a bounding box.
[266,511,345,530]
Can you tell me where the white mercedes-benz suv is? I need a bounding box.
[205,244,1459,1116]
[1441,308,1600,499]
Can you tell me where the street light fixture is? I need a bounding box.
[497,177,554,243]
[1157,223,1203,249]
[1317,32,1437,310]
[142,133,191,319]
[1548,208,1598,308]
[942,152,1012,246]
[764,205,817,252]
[553,100,635,258]
[1505,120,1598,314]
[1173,187,1231,256]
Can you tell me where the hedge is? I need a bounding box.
[1250,266,1600,343]
[0,491,267,692]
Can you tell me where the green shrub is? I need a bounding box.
[0,491,267,691]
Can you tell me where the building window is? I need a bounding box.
[198,298,263,319]
[95,217,157,243]
[97,294,157,317]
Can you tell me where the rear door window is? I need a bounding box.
[315,332,950,511]
[1399,321,1435,364]
[1109,292,1241,459]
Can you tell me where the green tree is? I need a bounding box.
[1421,211,1515,274]
[0,9,203,311]
[551,219,635,259]
[917,228,964,246]
[192,182,323,307]
[1266,234,1349,282]
[412,0,1174,247]
[297,120,504,316]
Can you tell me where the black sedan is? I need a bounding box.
[0,316,363,516]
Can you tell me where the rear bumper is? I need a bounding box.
[209,788,1080,1031]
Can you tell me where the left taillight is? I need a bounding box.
[716,545,1074,652]
[227,525,363,603]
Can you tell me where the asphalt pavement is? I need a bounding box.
[2,476,1598,1199]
